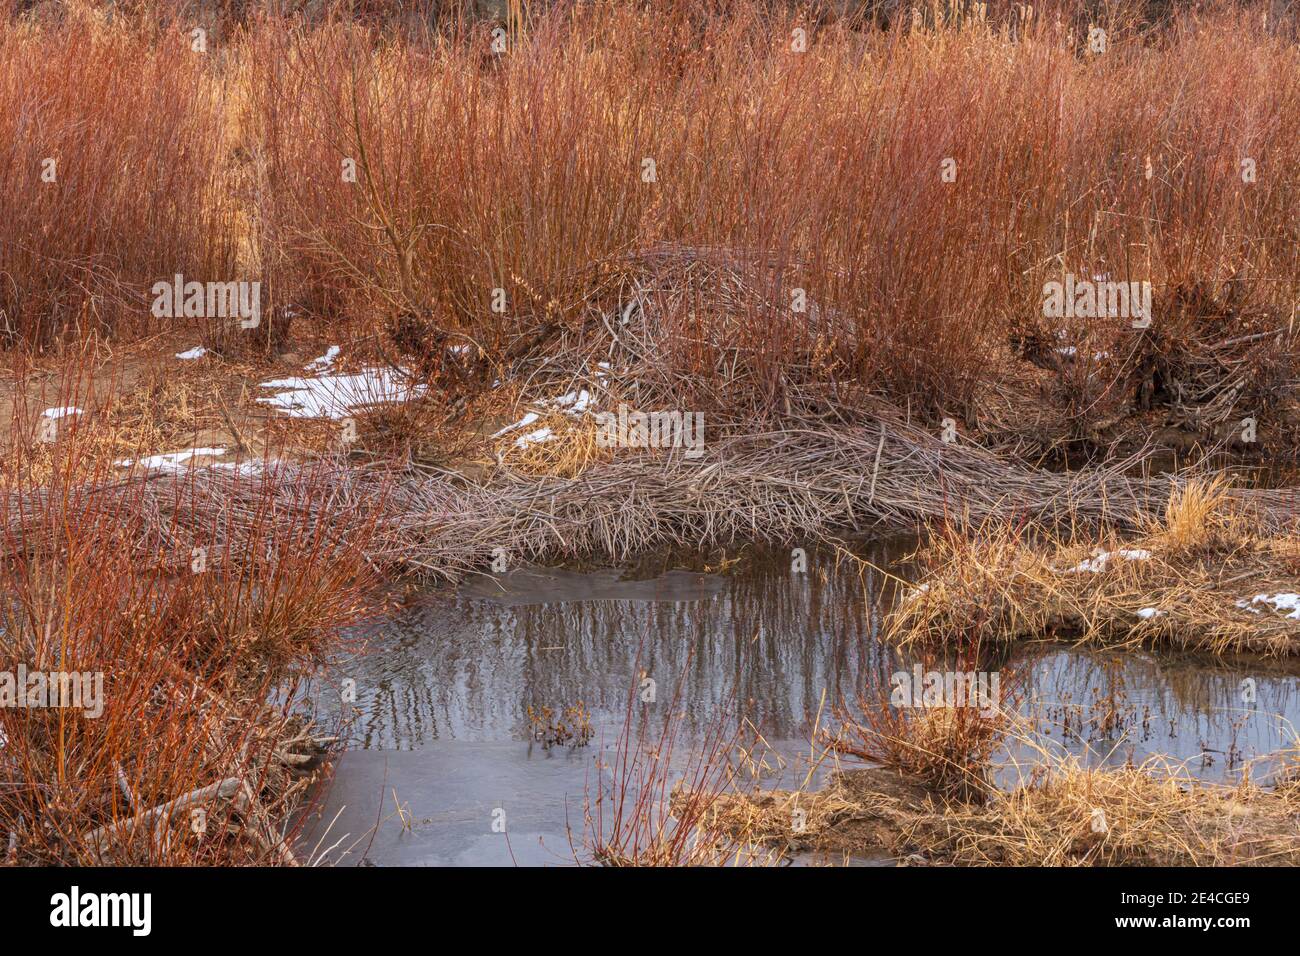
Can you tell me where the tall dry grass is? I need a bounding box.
[2,1,1294,419]
[243,0,1300,417]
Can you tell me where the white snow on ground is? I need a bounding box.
[1136,607,1164,619]
[303,346,341,371]
[116,447,227,473]
[114,449,270,477]
[175,346,207,360]
[257,368,427,420]
[1065,549,1152,574]
[514,427,555,448]
[492,385,597,439]
[41,407,82,419]
[551,389,592,413]
[1236,593,1300,619]
[492,412,539,438]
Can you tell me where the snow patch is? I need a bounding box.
[1236,593,1300,619]
[1065,549,1152,574]
[258,368,426,420]
[492,412,539,438]
[41,407,82,420]
[175,346,207,360]
[550,389,592,414]
[492,387,596,439]
[514,427,555,448]
[116,447,227,473]
[303,346,341,371]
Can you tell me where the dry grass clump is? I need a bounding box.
[893,478,1300,655]
[890,522,1062,648]
[709,735,1300,866]
[1142,473,1252,559]
[695,773,878,858]
[491,413,609,479]
[912,754,1300,866]
[834,705,1006,802]
[695,650,1024,856]
[824,648,1021,801]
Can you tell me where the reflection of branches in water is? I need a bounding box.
[1014,646,1300,771]
[335,544,904,747]
[328,548,1300,767]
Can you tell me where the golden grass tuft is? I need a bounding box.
[890,521,1070,647]
[708,734,1300,866]
[1144,476,1251,560]
[902,741,1300,866]
[893,481,1300,655]
[493,413,609,479]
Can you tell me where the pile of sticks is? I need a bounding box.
[9,409,1296,582]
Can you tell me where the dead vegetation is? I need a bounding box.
[1,2,1297,432]
[0,425,383,865]
[599,657,1300,867]
[708,746,1300,865]
[893,477,1300,655]
[825,647,1020,802]
[577,673,784,867]
[1004,280,1300,460]
[1,0,1300,869]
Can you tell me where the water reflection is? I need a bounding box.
[321,543,908,749]
[302,542,1300,865]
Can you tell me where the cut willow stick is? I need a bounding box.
[234,781,298,866]
[83,777,243,855]
[114,763,136,812]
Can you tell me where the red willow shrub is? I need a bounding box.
[0,2,1295,416]
[243,1,1299,418]
[0,12,236,349]
[0,413,384,864]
